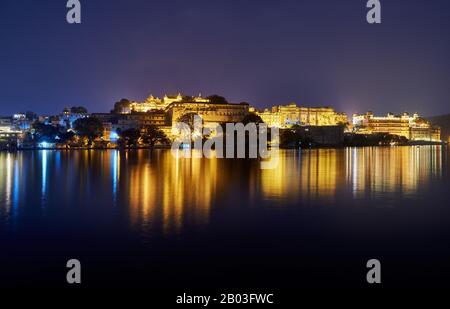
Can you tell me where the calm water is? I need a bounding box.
[1,146,450,288]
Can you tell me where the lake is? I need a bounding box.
[0,146,449,288]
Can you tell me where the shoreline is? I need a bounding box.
[0,142,445,152]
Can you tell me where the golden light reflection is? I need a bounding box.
[0,146,444,233]
[259,146,443,203]
[125,150,217,235]
[259,149,344,203]
[346,146,442,198]
[0,152,22,219]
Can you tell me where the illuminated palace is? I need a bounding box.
[128,93,210,113]
[254,103,348,128]
[104,93,250,139]
[352,112,441,142]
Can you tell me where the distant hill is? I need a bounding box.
[427,114,450,141]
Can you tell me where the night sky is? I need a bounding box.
[1,0,450,116]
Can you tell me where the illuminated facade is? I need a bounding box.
[167,102,249,126]
[165,101,249,138]
[0,126,22,139]
[410,127,441,142]
[352,112,441,142]
[0,118,22,148]
[256,103,348,128]
[129,93,210,113]
[115,110,167,131]
[102,93,251,140]
[0,117,22,135]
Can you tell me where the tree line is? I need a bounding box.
[24,117,169,149]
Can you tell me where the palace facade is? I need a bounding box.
[255,103,348,128]
[166,102,249,127]
[93,94,250,140]
[352,112,441,142]
[128,93,210,113]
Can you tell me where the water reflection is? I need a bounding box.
[13,159,19,214]
[259,149,343,203]
[124,150,216,235]
[258,146,444,204]
[346,146,443,199]
[0,146,446,235]
[111,150,120,203]
[41,150,48,198]
[0,153,22,221]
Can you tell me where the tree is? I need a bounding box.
[74,117,104,147]
[70,106,88,114]
[49,115,60,123]
[57,131,75,147]
[177,113,202,143]
[120,128,141,147]
[113,99,131,114]
[242,113,264,125]
[343,133,409,147]
[177,113,201,132]
[337,121,349,129]
[207,95,228,104]
[25,111,37,121]
[32,123,59,143]
[280,129,300,148]
[141,125,170,147]
[279,129,313,148]
[181,96,194,102]
[21,131,35,148]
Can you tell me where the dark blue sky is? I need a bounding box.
[1,0,450,116]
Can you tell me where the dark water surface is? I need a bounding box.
[1,146,450,288]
